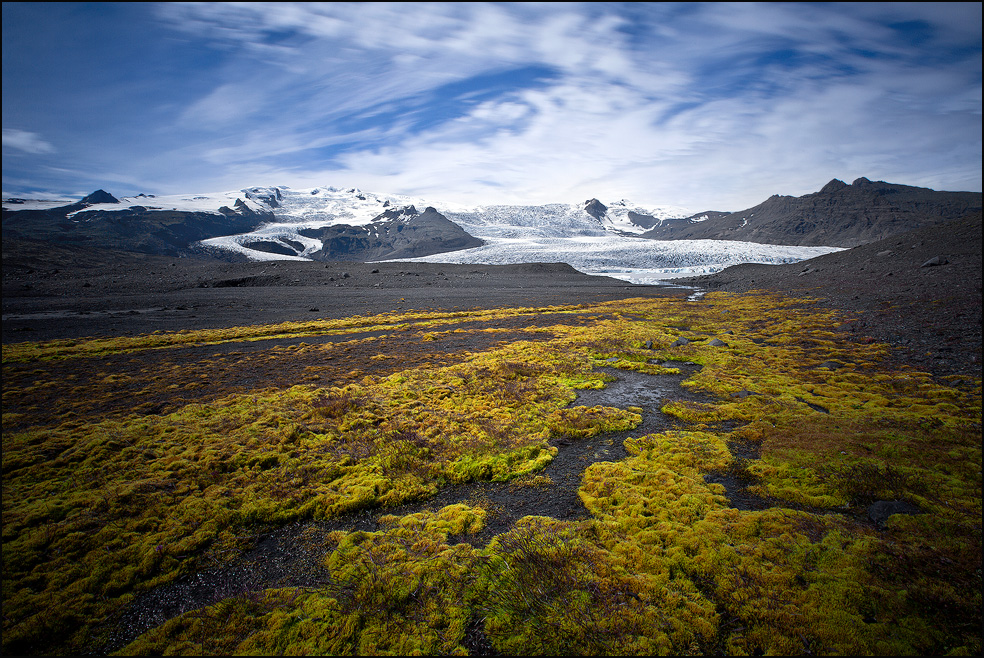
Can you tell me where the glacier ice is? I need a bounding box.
[26,184,844,282]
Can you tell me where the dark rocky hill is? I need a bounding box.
[642,178,981,247]
[293,205,484,261]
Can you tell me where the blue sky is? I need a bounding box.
[2,2,981,210]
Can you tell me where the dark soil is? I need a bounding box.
[1,250,692,343]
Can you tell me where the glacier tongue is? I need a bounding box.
[390,201,841,283]
[389,234,842,284]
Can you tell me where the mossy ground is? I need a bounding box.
[2,292,980,655]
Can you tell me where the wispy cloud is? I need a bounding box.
[2,2,980,209]
[3,129,56,155]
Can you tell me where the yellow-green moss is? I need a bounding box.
[4,291,980,656]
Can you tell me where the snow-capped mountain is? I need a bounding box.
[2,183,846,282]
[174,185,844,281]
[20,185,703,261]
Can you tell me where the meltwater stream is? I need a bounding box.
[102,362,715,652]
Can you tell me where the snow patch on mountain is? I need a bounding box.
[590,198,695,234]
[52,190,272,217]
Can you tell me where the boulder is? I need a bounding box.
[920,255,949,267]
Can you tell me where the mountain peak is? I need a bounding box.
[81,189,119,205]
[374,205,419,222]
[851,177,872,186]
[583,198,608,221]
[819,179,848,194]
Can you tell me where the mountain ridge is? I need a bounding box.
[4,178,980,263]
[641,177,981,247]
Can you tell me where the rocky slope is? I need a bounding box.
[675,212,983,375]
[641,178,982,247]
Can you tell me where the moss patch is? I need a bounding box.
[3,292,980,655]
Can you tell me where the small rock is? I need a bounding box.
[644,340,654,350]
[867,500,921,529]
[816,361,841,370]
[920,255,948,268]
[671,337,690,347]
[708,338,728,347]
[731,389,755,399]
[341,272,351,279]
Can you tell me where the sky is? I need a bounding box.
[2,2,981,211]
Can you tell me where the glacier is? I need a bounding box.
[390,234,841,284]
[422,202,842,283]
[10,184,843,282]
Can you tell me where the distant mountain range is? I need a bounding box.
[639,178,982,247]
[3,178,979,264]
[1,190,271,258]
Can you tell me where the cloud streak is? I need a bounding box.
[2,2,980,209]
[3,129,56,155]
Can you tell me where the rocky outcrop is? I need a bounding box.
[300,206,483,261]
[640,178,981,247]
[583,198,608,221]
[626,210,659,229]
[244,187,283,209]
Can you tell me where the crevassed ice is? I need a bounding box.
[391,234,842,284]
